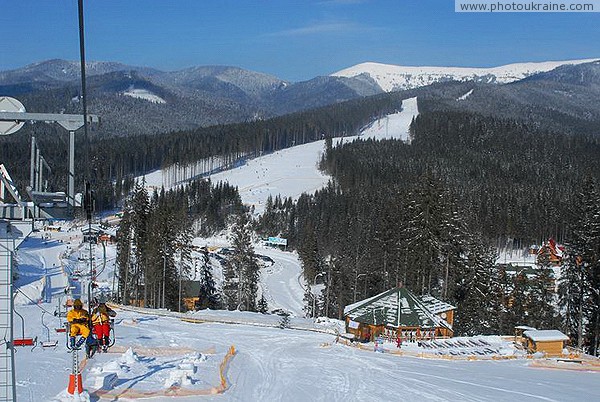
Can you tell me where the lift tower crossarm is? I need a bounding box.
[0,111,99,132]
[0,106,99,208]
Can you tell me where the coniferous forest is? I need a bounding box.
[255,108,600,354]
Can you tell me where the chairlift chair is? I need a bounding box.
[40,311,59,348]
[12,304,37,351]
[54,308,68,333]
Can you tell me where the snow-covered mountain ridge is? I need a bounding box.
[332,59,599,92]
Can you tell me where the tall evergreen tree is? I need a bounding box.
[196,249,220,310]
[226,213,260,311]
[452,236,499,336]
[561,178,600,354]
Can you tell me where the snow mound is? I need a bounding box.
[119,348,139,365]
[52,389,91,402]
[99,360,128,375]
[181,352,208,365]
[164,369,193,388]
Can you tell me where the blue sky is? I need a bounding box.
[0,0,597,81]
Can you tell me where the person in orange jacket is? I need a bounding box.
[67,298,90,349]
[91,303,116,352]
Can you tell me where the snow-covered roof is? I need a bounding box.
[420,294,456,314]
[515,325,537,331]
[344,287,452,330]
[523,329,569,342]
[81,223,103,234]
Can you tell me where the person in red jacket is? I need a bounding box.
[91,303,116,352]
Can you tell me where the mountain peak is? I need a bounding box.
[332,59,599,92]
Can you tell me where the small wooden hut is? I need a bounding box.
[343,287,454,342]
[522,329,569,357]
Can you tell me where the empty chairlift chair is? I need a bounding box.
[40,311,59,349]
[12,303,37,350]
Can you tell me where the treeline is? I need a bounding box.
[254,110,600,352]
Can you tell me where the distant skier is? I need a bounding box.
[67,299,90,349]
[91,303,116,352]
[396,334,402,349]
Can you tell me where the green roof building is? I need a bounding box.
[343,287,455,342]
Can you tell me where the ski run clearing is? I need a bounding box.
[142,97,418,214]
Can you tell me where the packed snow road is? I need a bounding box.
[256,246,306,317]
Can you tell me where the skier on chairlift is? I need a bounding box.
[91,302,116,352]
[67,299,90,349]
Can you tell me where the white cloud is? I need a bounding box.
[265,21,381,38]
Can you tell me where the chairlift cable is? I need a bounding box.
[14,288,61,320]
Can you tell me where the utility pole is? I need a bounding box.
[178,250,182,313]
[325,258,332,318]
[578,265,584,350]
[312,272,324,318]
[162,255,167,309]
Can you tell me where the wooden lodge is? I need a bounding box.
[343,287,455,342]
[537,238,565,266]
[522,329,569,357]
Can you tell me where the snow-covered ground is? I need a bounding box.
[10,215,599,401]
[122,88,166,104]
[208,141,332,215]
[13,302,600,401]
[357,96,418,143]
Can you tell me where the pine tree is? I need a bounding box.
[560,178,600,354]
[257,295,269,314]
[226,213,260,311]
[529,252,559,330]
[278,311,291,329]
[115,204,133,304]
[196,249,220,310]
[130,180,149,305]
[452,235,499,336]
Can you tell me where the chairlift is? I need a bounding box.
[40,311,59,349]
[12,301,37,351]
[54,305,67,333]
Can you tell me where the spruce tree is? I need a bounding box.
[196,249,220,310]
[257,295,269,314]
[227,213,260,311]
[560,178,600,354]
[452,236,499,336]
